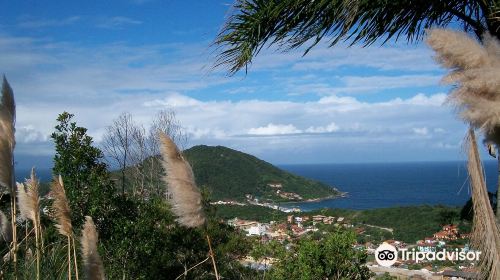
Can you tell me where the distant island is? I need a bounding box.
[184,145,342,203]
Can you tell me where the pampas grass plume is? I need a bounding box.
[427,28,500,144]
[81,216,105,280]
[159,132,206,228]
[17,168,40,223]
[0,76,15,193]
[0,210,12,243]
[51,175,72,237]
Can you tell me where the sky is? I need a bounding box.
[0,0,485,169]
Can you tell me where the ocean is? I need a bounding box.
[15,161,498,211]
[279,161,498,210]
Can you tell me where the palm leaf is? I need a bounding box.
[213,0,497,74]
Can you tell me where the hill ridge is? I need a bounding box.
[183,145,339,202]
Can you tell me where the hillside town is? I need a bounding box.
[226,214,478,279]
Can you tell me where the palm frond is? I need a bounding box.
[213,0,491,74]
[159,132,206,228]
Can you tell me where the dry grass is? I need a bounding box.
[0,210,12,243]
[81,216,105,280]
[427,29,500,144]
[159,132,206,228]
[466,129,500,280]
[17,168,43,279]
[17,169,40,223]
[51,175,73,237]
[0,76,15,194]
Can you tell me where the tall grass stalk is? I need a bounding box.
[159,132,220,279]
[81,216,105,280]
[17,168,42,280]
[1,76,17,279]
[51,175,77,280]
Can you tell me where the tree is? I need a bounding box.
[51,112,114,229]
[102,112,134,195]
[213,0,500,222]
[102,110,188,198]
[263,230,372,280]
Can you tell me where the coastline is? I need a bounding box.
[301,191,349,203]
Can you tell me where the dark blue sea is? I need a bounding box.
[15,161,498,211]
[15,167,53,183]
[279,161,498,210]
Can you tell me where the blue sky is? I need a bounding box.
[0,0,483,168]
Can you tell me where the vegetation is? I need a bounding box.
[311,205,464,243]
[213,0,500,74]
[216,204,288,222]
[184,145,338,201]
[216,204,468,243]
[0,82,261,280]
[51,112,115,229]
[251,230,372,280]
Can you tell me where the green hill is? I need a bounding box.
[183,145,339,202]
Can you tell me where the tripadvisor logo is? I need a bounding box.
[375,243,398,267]
[375,243,482,267]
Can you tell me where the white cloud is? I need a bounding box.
[18,16,81,28]
[16,125,48,143]
[305,123,339,133]
[248,123,301,135]
[96,16,142,29]
[0,33,471,164]
[412,127,429,136]
[332,75,441,94]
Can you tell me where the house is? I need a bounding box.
[323,216,335,224]
[433,224,459,240]
[229,218,260,231]
[417,239,437,252]
[247,224,268,236]
[287,215,294,224]
[312,215,326,222]
[267,182,283,188]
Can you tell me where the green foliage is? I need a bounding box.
[100,196,254,279]
[216,204,288,222]
[267,230,372,280]
[352,206,461,243]
[51,112,115,228]
[214,0,500,74]
[308,205,462,243]
[184,145,337,201]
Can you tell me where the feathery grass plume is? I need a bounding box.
[81,216,105,280]
[51,175,78,280]
[19,168,42,280]
[426,29,500,144]
[159,132,206,228]
[0,76,15,193]
[466,129,500,280]
[0,210,12,243]
[51,175,72,237]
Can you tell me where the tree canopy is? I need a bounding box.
[214,0,500,74]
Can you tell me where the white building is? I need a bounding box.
[247,224,268,236]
